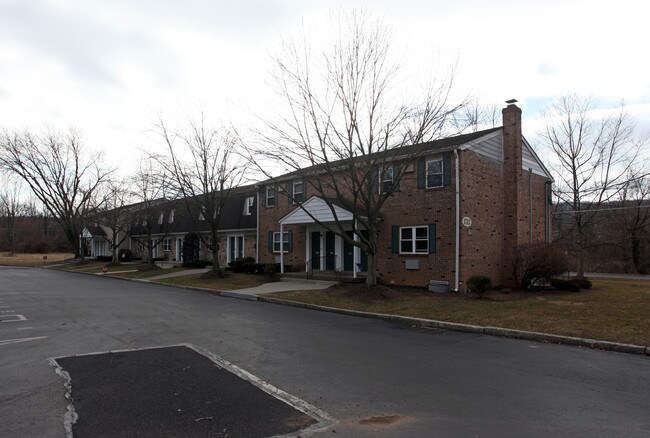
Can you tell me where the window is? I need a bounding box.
[292,180,304,203]
[400,226,428,254]
[138,240,144,251]
[266,186,277,207]
[273,231,290,253]
[243,196,254,215]
[168,209,175,223]
[158,212,164,224]
[163,238,172,252]
[426,159,443,188]
[380,166,393,193]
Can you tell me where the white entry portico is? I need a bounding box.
[279,196,367,277]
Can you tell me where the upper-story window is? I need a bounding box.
[266,186,277,207]
[158,212,164,224]
[426,158,443,188]
[168,209,175,223]
[292,180,304,203]
[380,166,393,193]
[243,196,254,215]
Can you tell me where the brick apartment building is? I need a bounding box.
[257,102,552,289]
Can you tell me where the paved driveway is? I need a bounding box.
[1,266,649,437]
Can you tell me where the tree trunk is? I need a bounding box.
[365,251,377,286]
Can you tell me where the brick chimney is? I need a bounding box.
[502,99,523,286]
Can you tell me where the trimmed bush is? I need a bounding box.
[95,255,113,262]
[573,278,592,289]
[467,275,492,298]
[182,260,211,269]
[228,256,256,273]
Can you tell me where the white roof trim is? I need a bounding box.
[280,196,355,225]
[458,129,503,151]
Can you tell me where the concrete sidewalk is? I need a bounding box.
[219,278,336,300]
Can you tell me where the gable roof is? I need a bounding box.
[263,127,502,183]
[280,196,364,225]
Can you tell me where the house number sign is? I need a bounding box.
[461,217,472,228]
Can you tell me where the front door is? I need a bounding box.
[310,232,320,270]
[325,231,335,270]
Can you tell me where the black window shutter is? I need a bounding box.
[302,178,307,201]
[393,163,400,192]
[428,223,436,253]
[417,158,425,189]
[288,230,293,252]
[443,152,452,187]
[370,168,378,194]
[267,231,273,252]
[262,188,267,207]
[287,182,293,204]
[391,225,399,253]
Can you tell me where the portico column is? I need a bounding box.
[353,220,359,279]
[280,222,284,274]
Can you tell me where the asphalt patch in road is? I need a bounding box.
[52,345,333,437]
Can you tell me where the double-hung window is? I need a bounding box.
[243,196,254,215]
[266,186,277,207]
[400,226,429,254]
[380,166,394,193]
[426,159,443,188]
[273,231,290,253]
[292,180,304,203]
[163,238,172,252]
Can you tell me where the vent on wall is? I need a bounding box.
[405,259,420,270]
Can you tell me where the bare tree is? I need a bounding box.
[130,158,172,268]
[0,128,111,258]
[541,94,646,277]
[248,10,467,286]
[94,179,136,263]
[0,173,26,254]
[154,112,246,275]
[616,169,650,273]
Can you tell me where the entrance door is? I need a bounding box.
[325,231,335,270]
[344,231,354,271]
[310,232,321,270]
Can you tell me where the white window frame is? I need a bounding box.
[163,238,172,252]
[272,231,290,253]
[399,226,428,254]
[426,158,443,188]
[243,196,254,215]
[266,186,276,207]
[292,180,304,203]
[380,166,393,193]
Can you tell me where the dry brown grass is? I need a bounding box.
[270,279,650,346]
[0,252,74,266]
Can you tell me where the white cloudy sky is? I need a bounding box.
[1,0,648,174]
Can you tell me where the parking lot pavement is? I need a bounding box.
[52,345,334,438]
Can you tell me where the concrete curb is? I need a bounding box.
[257,296,650,356]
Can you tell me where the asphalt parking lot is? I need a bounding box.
[53,345,330,437]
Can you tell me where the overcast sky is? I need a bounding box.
[1,0,648,174]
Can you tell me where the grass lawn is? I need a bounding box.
[0,252,75,266]
[156,273,274,291]
[269,279,650,346]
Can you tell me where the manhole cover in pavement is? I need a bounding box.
[51,345,334,437]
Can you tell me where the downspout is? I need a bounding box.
[529,168,533,243]
[256,187,260,263]
[454,149,460,292]
[545,181,552,242]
